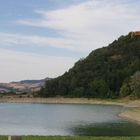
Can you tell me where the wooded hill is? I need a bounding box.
[39,32,140,98]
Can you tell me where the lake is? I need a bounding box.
[0,103,140,136]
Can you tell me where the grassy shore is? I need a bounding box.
[0,136,7,140]
[22,136,140,140]
[1,136,140,140]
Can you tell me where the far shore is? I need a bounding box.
[0,97,139,107]
[0,97,140,124]
[0,97,134,106]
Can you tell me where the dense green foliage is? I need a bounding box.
[120,71,140,98]
[22,136,140,140]
[130,71,140,98]
[40,33,140,98]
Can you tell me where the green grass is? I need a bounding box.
[22,136,140,140]
[0,136,140,140]
[0,136,7,140]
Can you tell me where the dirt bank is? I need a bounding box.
[0,97,127,105]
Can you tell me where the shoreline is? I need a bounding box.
[119,108,140,125]
[0,97,140,124]
[0,97,128,106]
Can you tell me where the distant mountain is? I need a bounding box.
[0,78,51,94]
[19,78,50,84]
[11,78,51,86]
[40,32,140,98]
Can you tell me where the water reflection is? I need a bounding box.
[0,103,139,136]
[70,122,140,136]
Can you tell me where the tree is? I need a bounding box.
[39,33,140,98]
[119,83,131,97]
[130,71,140,98]
[90,79,110,98]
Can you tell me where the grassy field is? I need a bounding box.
[21,136,140,140]
[0,136,7,140]
[0,136,140,140]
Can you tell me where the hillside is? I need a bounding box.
[40,32,140,98]
[0,78,51,94]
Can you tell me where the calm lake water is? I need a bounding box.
[0,103,140,136]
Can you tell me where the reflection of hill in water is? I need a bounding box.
[71,122,140,136]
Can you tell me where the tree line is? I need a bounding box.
[39,33,140,99]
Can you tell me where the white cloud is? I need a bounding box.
[1,0,140,82]
[0,49,76,82]
[17,0,140,53]
[0,33,78,52]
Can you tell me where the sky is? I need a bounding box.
[0,0,140,82]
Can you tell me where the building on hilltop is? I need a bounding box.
[131,31,140,38]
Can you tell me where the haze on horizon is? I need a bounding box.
[0,0,140,82]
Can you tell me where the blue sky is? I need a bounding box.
[0,0,85,58]
[0,0,140,82]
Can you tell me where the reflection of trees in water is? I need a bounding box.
[69,122,140,136]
